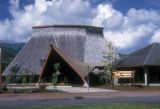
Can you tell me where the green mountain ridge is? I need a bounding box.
[1,43,25,72]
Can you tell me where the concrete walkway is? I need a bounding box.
[46,86,116,93]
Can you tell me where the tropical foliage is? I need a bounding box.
[1,43,24,72]
[101,41,119,85]
[52,63,60,90]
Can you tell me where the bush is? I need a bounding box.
[0,85,8,93]
[39,84,46,92]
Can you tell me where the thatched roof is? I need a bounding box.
[118,43,160,68]
[3,25,106,77]
[39,45,94,82]
[33,25,103,33]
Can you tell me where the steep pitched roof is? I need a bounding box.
[3,25,105,77]
[118,43,160,68]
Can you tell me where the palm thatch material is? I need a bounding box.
[3,25,106,83]
[118,43,160,68]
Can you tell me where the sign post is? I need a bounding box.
[87,66,90,93]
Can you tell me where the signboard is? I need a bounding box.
[113,71,135,78]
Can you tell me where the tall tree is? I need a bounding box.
[101,41,119,85]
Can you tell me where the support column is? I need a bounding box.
[113,77,118,85]
[144,67,149,86]
[83,80,89,87]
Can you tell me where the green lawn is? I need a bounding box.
[0,104,160,109]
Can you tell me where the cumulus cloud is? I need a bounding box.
[104,25,154,48]
[127,8,160,25]
[0,0,93,42]
[151,29,160,43]
[97,7,160,52]
[92,4,115,26]
[0,0,160,53]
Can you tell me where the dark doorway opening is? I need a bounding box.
[148,66,160,83]
[41,48,84,86]
[134,67,144,83]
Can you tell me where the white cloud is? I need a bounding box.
[0,0,93,42]
[127,8,160,25]
[0,0,160,52]
[94,6,160,51]
[104,25,154,48]
[151,29,160,43]
[92,4,115,26]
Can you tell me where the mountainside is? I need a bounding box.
[118,53,128,59]
[1,43,25,72]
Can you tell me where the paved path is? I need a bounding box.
[47,86,116,93]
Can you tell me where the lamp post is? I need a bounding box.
[87,65,90,93]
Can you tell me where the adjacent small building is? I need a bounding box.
[117,43,160,86]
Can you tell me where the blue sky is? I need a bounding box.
[0,0,160,53]
[1,0,160,19]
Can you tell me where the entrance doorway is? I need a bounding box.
[40,47,84,86]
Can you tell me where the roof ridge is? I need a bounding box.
[32,24,103,29]
[143,43,156,65]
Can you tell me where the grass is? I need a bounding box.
[0,104,160,109]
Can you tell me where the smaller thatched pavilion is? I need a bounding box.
[117,43,160,86]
